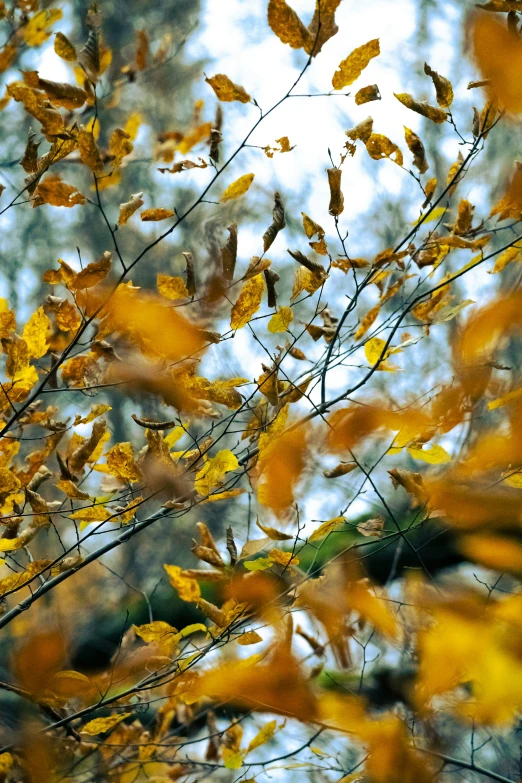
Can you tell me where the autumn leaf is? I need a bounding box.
[54,32,77,62]
[231,275,264,329]
[118,192,144,225]
[267,306,293,333]
[82,713,132,736]
[332,39,380,90]
[220,173,255,202]
[157,274,189,300]
[140,207,175,221]
[473,13,522,114]
[70,252,111,290]
[206,74,251,103]
[267,0,312,52]
[394,92,447,124]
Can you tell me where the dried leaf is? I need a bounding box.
[332,39,380,90]
[231,275,264,329]
[206,74,250,103]
[394,93,447,124]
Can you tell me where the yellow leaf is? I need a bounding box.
[206,74,250,103]
[246,720,277,754]
[424,62,453,108]
[220,173,255,202]
[78,128,104,173]
[54,32,77,61]
[488,386,522,410]
[157,274,189,300]
[231,274,264,329]
[55,480,90,500]
[194,449,239,495]
[268,549,299,567]
[394,92,447,124]
[267,306,293,333]
[70,252,111,290]
[489,246,522,274]
[365,133,403,166]
[134,620,177,644]
[237,630,263,646]
[222,748,244,770]
[164,563,201,602]
[309,516,344,542]
[473,13,522,114]
[140,208,175,221]
[55,300,81,331]
[23,307,50,359]
[69,506,111,524]
[407,443,451,464]
[82,713,132,736]
[105,442,142,483]
[24,9,62,47]
[332,39,380,90]
[404,127,428,174]
[355,302,380,341]
[35,174,86,207]
[109,128,133,168]
[267,0,312,52]
[0,302,15,339]
[119,193,144,225]
[256,520,294,540]
[74,403,112,425]
[124,113,142,142]
[413,206,447,225]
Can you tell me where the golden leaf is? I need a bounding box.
[70,252,111,290]
[473,13,522,114]
[221,173,255,203]
[365,133,403,166]
[206,74,250,103]
[489,245,521,274]
[69,505,111,524]
[354,302,380,341]
[258,427,307,510]
[246,720,277,754]
[55,480,90,500]
[256,520,293,540]
[267,0,312,51]
[424,62,453,107]
[23,306,50,359]
[105,442,142,483]
[118,192,144,225]
[24,9,62,47]
[157,274,189,300]
[55,300,81,331]
[354,84,380,105]
[404,127,428,174]
[194,449,239,495]
[54,32,77,62]
[109,128,133,167]
[78,127,104,173]
[140,207,175,221]
[394,92,447,124]
[164,563,201,602]
[267,306,293,333]
[238,630,263,645]
[309,516,344,542]
[82,713,132,736]
[231,274,264,329]
[406,443,451,464]
[332,39,380,90]
[34,174,86,208]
